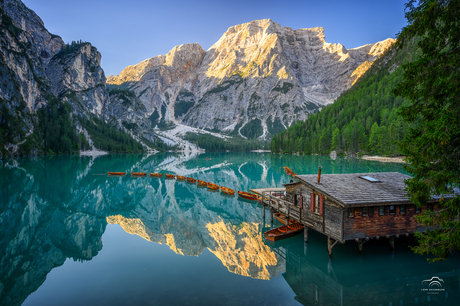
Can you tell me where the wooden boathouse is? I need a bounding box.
[260,172,440,257]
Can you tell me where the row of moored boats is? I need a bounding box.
[107,171,261,199]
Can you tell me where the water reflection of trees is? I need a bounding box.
[0,153,284,305]
[0,153,419,306]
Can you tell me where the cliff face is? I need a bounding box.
[0,0,153,153]
[46,43,108,115]
[107,19,394,138]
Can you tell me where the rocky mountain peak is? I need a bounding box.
[3,0,63,65]
[164,43,205,71]
[106,19,395,139]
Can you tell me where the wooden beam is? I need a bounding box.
[389,236,395,250]
[358,238,367,252]
[328,237,339,258]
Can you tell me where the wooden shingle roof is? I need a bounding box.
[295,172,412,207]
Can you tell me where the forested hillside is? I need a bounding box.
[271,40,418,156]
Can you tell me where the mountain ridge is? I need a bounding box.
[107,19,394,139]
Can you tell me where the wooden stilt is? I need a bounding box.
[304,227,309,243]
[328,237,338,258]
[358,238,367,252]
[389,236,395,250]
[263,201,265,219]
[270,209,273,224]
[287,203,290,225]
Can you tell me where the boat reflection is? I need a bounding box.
[1,152,456,306]
[0,153,285,306]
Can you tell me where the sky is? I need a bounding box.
[22,0,408,76]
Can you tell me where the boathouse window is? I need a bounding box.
[415,206,421,213]
[389,206,395,214]
[347,208,354,218]
[310,193,323,215]
[428,204,433,211]
[362,207,368,217]
[400,205,405,214]
[379,206,384,216]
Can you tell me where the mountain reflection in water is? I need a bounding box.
[1,153,459,306]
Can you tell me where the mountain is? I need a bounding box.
[107,19,394,139]
[0,0,154,156]
[270,39,418,156]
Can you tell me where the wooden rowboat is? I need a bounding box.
[186,177,196,183]
[131,172,147,177]
[207,182,219,190]
[150,173,163,178]
[290,172,297,177]
[220,186,235,195]
[197,180,207,187]
[283,166,292,173]
[238,191,258,201]
[108,172,126,176]
[273,213,295,225]
[177,175,186,181]
[165,174,175,179]
[264,223,304,242]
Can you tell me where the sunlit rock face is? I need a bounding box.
[107,43,206,128]
[107,19,394,138]
[106,176,285,280]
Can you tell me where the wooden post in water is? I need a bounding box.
[389,236,395,250]
[304,227,308,243]
[262,193,266,219]
[358,238,367,252]
[286,202,290,225]
[270,208,274,224]
[327,237,338,258]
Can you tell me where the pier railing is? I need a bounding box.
[261,191,303,224]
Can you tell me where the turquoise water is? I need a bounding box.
[0,153,459,305]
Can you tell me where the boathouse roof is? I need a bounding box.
[295,172,413,207]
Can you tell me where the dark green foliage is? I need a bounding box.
[183,132,268,151]
[78,116,143,153]
[0,98,28,152]
[53,40,88,59]
[35,98,80,154]
[271,40,417,155]
[106,83,133,91]
[108,88,136,106]
[149,110,160,125]
[393,0,460,262]
[272,82,294,94]
[267,116,285,136]
[229,121,243,137]
[206,75,244,94]
[240,119,263,139]
[174,101,194,117]
[156,105,175,130]
[121,121,138,130]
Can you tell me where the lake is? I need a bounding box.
[1,152,459,305]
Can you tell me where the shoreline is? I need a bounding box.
[360,155,406,163]
[80,150,108,156]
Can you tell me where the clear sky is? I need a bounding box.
[22,0,408,76]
